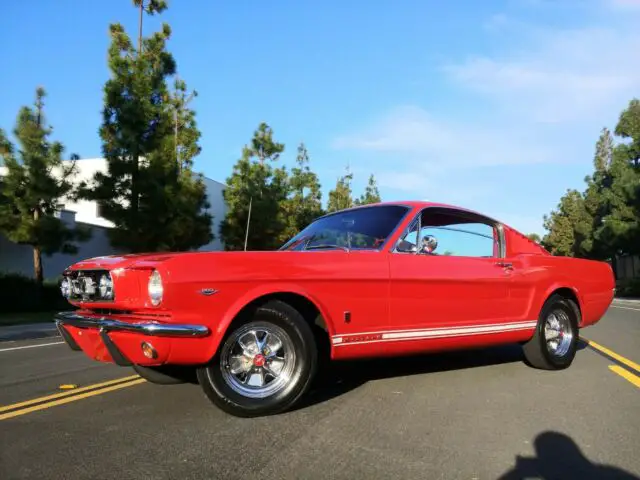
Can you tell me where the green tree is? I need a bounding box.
[281,142,324,240]
[0,88,89,284]
[327,169,354,213]
[542,189,591,257]
[220,123,288,250]
[578,127,620,260]
[81,0,212,252]
[355,174,381,206]
[599,99,640,255]
[527,233,542,244]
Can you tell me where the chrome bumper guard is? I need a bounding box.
[55,311,210,367]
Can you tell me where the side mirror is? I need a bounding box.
[421,235,438,253]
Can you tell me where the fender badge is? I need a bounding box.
[200,288,218,296]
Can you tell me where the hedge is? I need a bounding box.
[0,273,70,313]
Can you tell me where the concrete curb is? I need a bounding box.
[613,297,640,304]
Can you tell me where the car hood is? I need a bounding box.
[67,252,191,271]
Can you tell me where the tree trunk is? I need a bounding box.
[32,207,43,285]
[33,245,43,285]
[131,153,140,251]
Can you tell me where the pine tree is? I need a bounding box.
[355,174,381,206]
[80,0,212,252]
[327,169,354,213]
[578,128,614,259]
[157,76,213,251]
[542,189,591,257]
[220,123,288,250]
[603,98,640,255]
[280,142,323,241]
[0,88,89,284]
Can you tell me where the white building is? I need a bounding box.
[0,158,227,280]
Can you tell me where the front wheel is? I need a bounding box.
[197,300,318,417]
[522,294,580,370]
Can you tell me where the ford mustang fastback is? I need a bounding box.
[55,201,616,417]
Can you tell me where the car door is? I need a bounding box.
[387,208,515,334]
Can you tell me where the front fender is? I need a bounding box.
[202,282,337,362]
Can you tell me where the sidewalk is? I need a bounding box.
[0,320,59,342]
[613,297,640,304]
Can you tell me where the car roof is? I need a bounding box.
[330,200,496,219]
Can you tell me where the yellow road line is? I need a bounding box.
[582,338,640,373]
[609,365,640,389]
[0,374,140,413]
[0,378,146,421]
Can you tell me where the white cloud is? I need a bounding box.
[331,105,557,168]
[443,26,640,123]
[608,0,640,8]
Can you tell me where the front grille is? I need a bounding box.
[65,269,113,302]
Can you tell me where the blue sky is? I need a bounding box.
[1,0,639,235]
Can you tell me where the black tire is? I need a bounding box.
[197,300,318,418]
[132,364,196,385]
[522,294,580,370]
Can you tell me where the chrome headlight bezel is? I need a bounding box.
[148,270,163,306]
[60,277,71,298]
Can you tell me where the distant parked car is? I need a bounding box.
[55,201,616,417]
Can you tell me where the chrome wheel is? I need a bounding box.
[219,324,296,399]
[544,309,573,357]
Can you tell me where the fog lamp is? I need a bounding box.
[141,342,158,359]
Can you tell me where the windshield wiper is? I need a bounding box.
[304,244,350,252]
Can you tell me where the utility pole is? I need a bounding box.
[244,196,252,251]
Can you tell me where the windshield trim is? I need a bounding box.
[279,204,413,252]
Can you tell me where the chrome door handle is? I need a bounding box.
[496,261,513,269]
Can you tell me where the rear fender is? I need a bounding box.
[532,282,584,326]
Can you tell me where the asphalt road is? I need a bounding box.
[1,302,638,480]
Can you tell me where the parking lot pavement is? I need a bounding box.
[0,307,638,480]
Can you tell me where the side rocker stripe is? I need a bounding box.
[332,320,537,346]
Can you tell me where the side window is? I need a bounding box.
[396,210,499,257]
[419,222,496,257]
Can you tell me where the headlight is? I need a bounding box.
[60,277,71,298]
[148,270,163,306]
[99,274,114,299]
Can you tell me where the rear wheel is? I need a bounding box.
[523,294,579,370]
[197,300,318,417]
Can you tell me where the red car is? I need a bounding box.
[55,201,615,417]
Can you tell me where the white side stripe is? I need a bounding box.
[332,320,537,346]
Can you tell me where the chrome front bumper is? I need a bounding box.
[54,311,210,337]
[55,311,210,366]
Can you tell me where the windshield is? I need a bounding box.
[280,205,410,251]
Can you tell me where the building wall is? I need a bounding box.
[0,211,122,281]
[0,158,227,279]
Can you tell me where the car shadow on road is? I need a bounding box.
[296,341,589,412]
[498,431,639,479]
[296,344,525,411]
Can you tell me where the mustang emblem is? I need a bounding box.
[199,288,218,296]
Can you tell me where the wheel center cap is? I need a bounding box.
[253,354,266,367]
